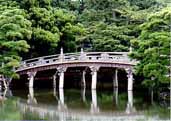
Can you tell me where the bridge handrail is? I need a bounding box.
[17,51,137,71]
[22,52,81,63]
[22,52,129,63]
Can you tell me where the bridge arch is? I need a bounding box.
[15,50,137,90]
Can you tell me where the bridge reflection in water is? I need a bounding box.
[16,87,142,121]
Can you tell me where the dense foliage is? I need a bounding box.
[130,7,170,88]
[0,1,31,78]
[0,0,170,88]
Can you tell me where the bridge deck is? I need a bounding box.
[16,52,137,74]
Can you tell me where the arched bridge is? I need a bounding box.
[16,49,137,90]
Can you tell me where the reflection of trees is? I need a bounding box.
[0,88,13,101]
[16,89,170,120]
[64,89,90,109]
[0,89,7,100]
[144,102,170,120]
[99,92,127,111]
[0,98,21,120]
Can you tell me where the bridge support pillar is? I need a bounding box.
[59,72,64,89]
[113,69,118,88]
[90,66,99,90]
[81,70,86,88]
[126,68,133,91]
[53,71,58,96]
[57,67,67,89]
[27,71,37,88]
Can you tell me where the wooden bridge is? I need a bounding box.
[15,48,137,90]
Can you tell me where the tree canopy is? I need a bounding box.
[0,1,31,78]
[130,7,170,88]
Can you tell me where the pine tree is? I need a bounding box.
[130,7,170,88]
[0,1,31,78]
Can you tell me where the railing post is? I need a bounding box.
[90,66,100,90]
[27,71,37,88]
[129,46,132,53]
[57,66,67,89]
[81,48,84,54]
[60,48,64,62]
[100,53,109,61]
[126,68,133,91]
[38,57,44,65]
[79,48,87,61]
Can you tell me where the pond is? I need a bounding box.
[0,88,170,121]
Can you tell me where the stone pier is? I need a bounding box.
[90,66,99,90]
[126,68,133,91]
[57,67,67,89]
[113,69,118,88]
[27,71,37,88]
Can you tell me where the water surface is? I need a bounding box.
[0,88,170,121]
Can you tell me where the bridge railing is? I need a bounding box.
[17,52,136,71]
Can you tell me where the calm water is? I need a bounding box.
[0,88,170,121]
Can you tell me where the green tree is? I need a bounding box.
[0,3,31,78]
[15,0,84,57]
[130,7,170,88]
[76,0,137,51]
